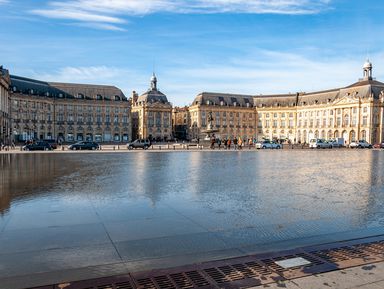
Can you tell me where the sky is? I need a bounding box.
[0,0,383,106]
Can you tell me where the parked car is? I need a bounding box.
[127,139,151,150]
[327,139,343,148]
[68,141,100,150]
[43,139,58,149]
[255,140,282,149]
[23,141,53,151]
[373,142,384,149]
[309,138,332,149]
[349,140,372,149]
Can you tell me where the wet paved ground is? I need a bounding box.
[1,150,384,288]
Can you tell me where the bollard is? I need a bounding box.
[159,145,161,150]
[187,145,189,150]
[117,145,119,150]
[62,146,64,151]
[113,146,115,151]
[20,146,23,151]
[167,144,170,149]
[173,145,175,150]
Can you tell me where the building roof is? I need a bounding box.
[192,92,255,107]
[9,75,126,101]
[137,88,169,104]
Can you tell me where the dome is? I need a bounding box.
[137,89,169,103]
[137,73,169,103]
[363,60,372,69]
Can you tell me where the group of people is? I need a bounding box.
[210,136,256,150]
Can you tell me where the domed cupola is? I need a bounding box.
[363,59,373,80]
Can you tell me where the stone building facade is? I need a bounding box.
[131,74,173,141]
[188,92,258,141]
[187,61,384,145]
[0,67,10,145]
[172,106,190,140]
[255,61,384,144]
[10,75,131,143]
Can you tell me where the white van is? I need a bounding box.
[309,138,332,149]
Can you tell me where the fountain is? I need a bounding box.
[201,111,219,140]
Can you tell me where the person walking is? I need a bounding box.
[217,138,222,150]
[233,137,238,150]
[238,137,243,150]
[223,138,227,150]
[210,136,215,149]
[227,138,231,150]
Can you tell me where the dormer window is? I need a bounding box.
[58,93,63,98]
[96,94,103,100]
[77,93,84,99]
[246,103,250,107]
[114,95,120,101]
[13,86,17,92]
[30,89,34,94]
[206,100,210,105]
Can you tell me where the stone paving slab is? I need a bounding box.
[0,243,121,278]
[0,223,111,254]
[251,262,384,289]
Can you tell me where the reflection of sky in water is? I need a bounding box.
[1,151,384,239]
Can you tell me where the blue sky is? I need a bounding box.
[1,0,383,105]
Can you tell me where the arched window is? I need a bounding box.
[361,130,366,140]
[344,114,349,126]
[334,130,339,138]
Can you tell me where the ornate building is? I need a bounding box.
[172,106,190,140]
[10,75,131,142]
[255,61,384,144]
[0,66,10,145]
[188,92,258,141]
[131,74,173,141]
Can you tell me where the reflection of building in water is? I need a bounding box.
[0,66,11,145]
[9,75,131,143]
[0,154,74,214]
[131,74,173,141]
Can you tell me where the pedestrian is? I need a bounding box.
[223,138,227,150]
[210,136,215,149]
[238,137,242,150]
[233,137,238,150]
[217,138,222,149]
[227,138,231,150]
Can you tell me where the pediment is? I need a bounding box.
[332,95,359,105]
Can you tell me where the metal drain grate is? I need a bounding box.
[184,271,210,287]
[135,278,158,289]
[169,272,194,289]
[31,235,384,289]
[355,241,384,257]
[311,245,373,268]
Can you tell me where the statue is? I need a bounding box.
[207,111,214,130]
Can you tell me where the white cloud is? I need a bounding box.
[0,0,9,4]
[30,0,332,30]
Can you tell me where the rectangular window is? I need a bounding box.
[156,112,161,127]
[362,115,368,126]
